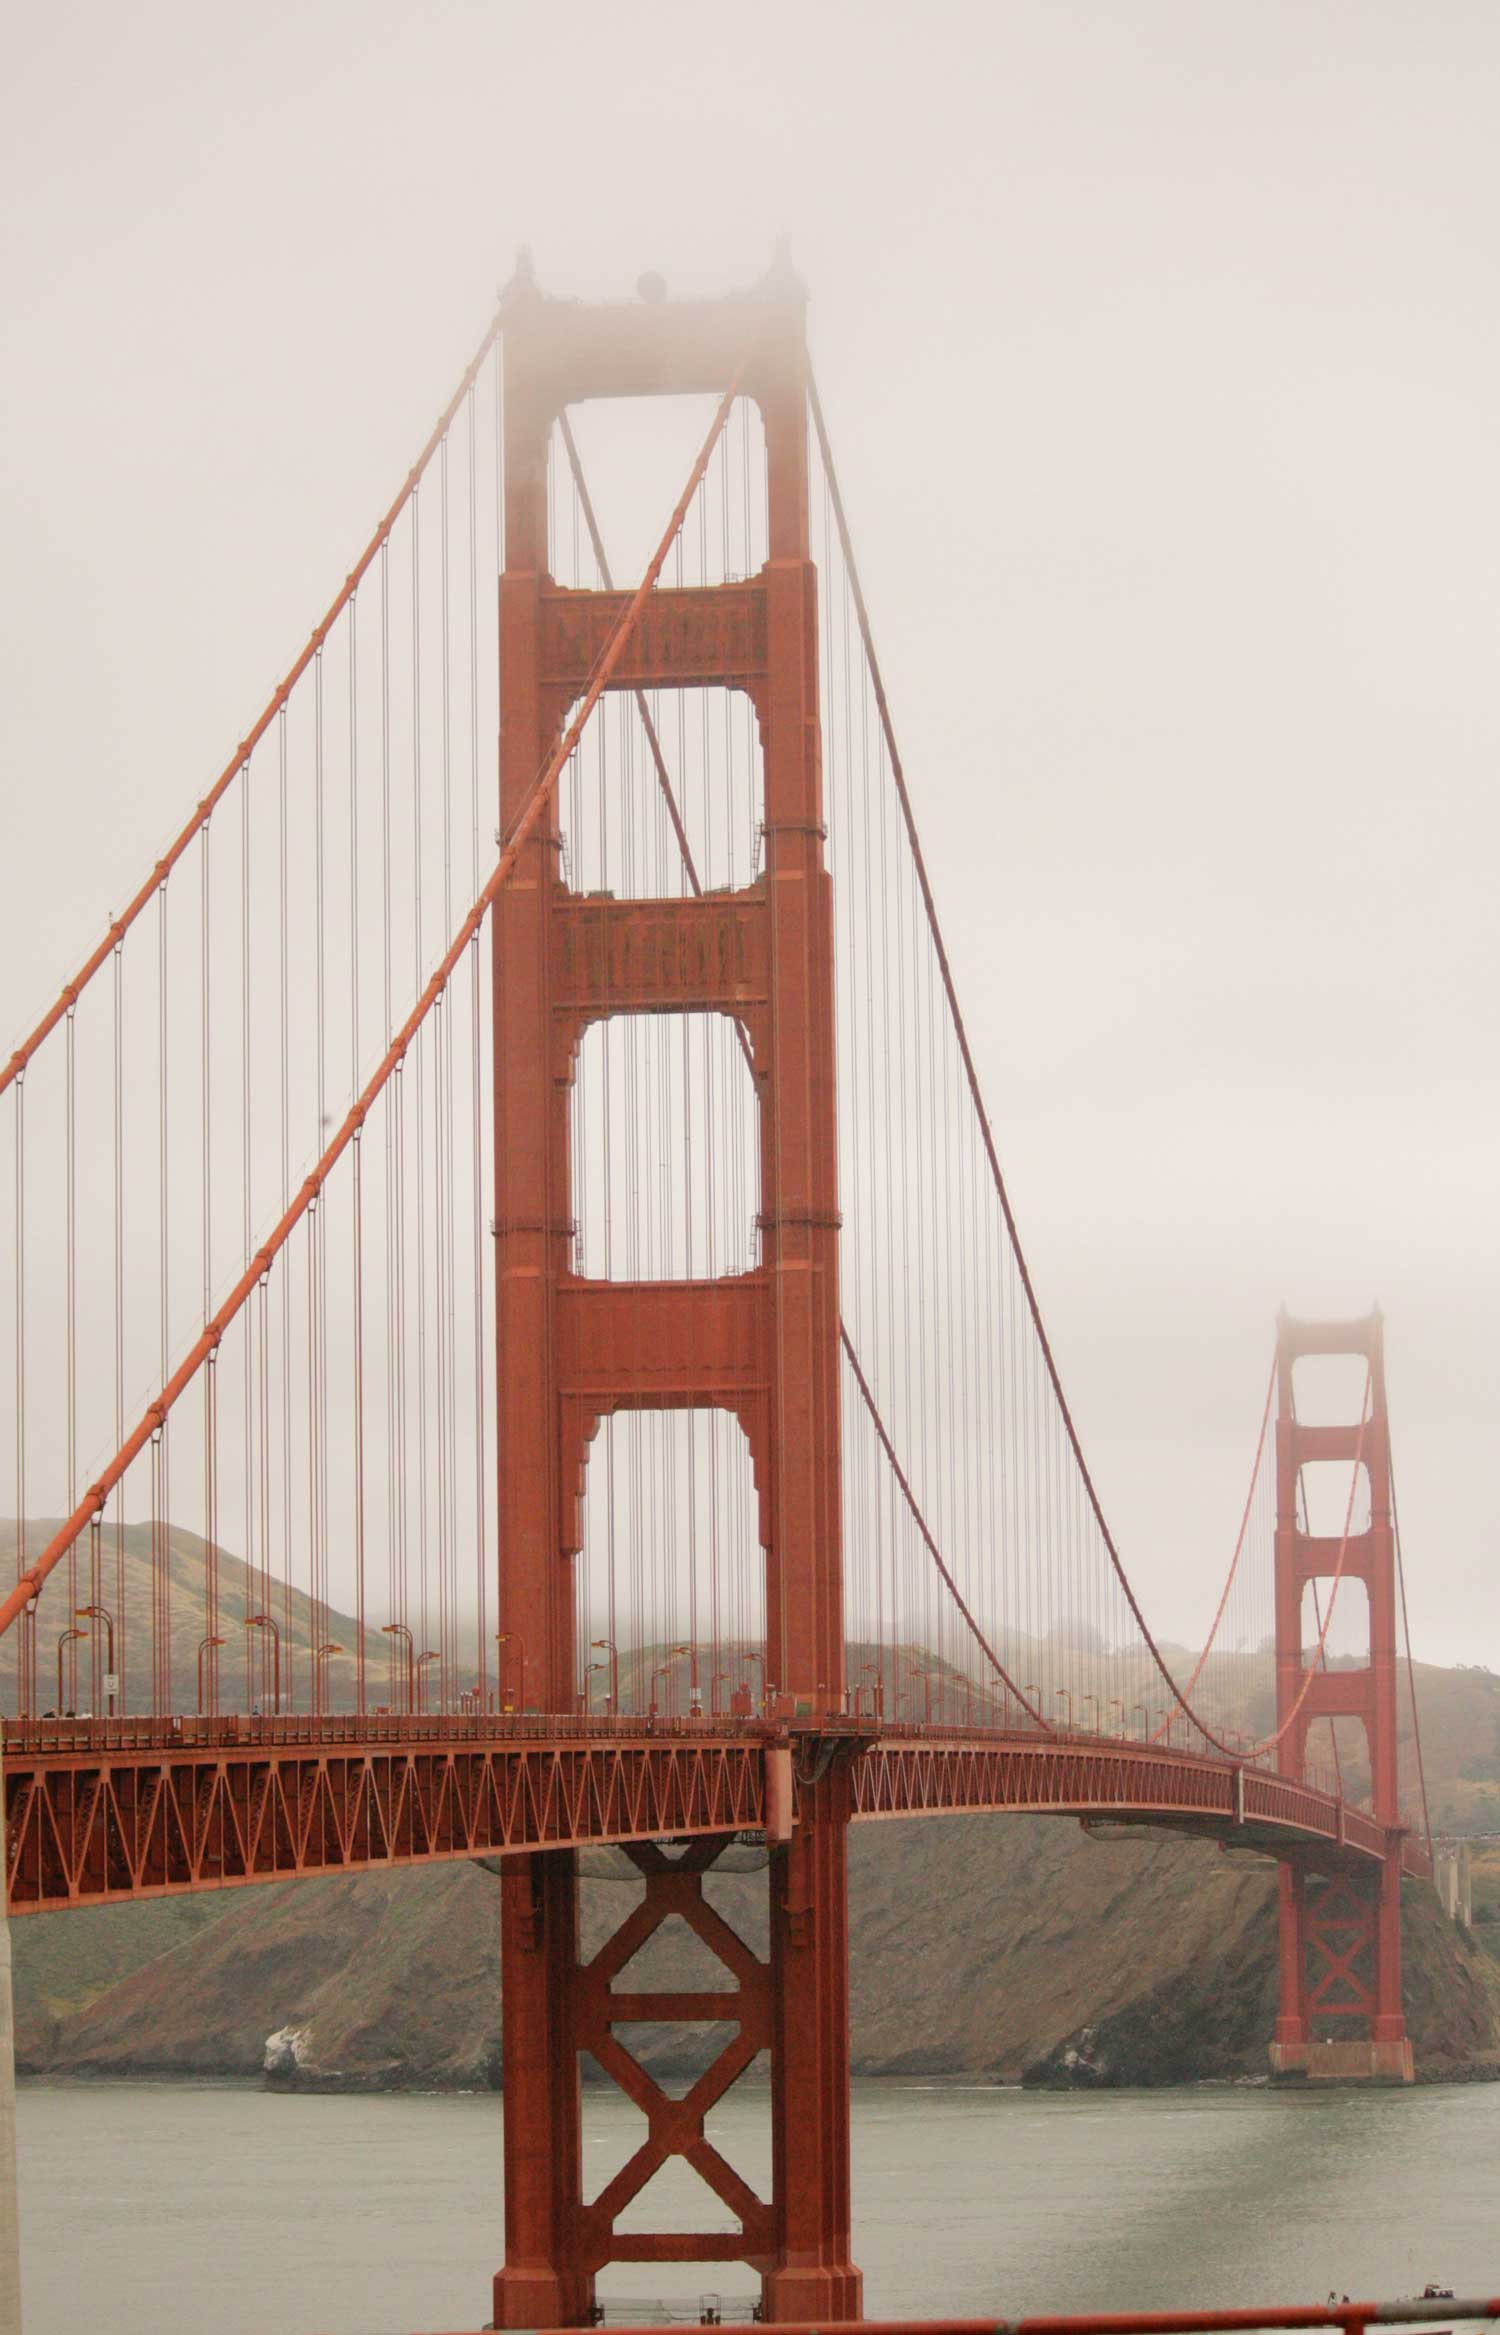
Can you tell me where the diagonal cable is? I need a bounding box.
[0,364,750,1639]
[2,308,507,1100]
[809,367,1273,1762]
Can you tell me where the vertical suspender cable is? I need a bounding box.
[241,765,255,1704]
[1389,1455,1433,1860]
[13,1077,27,1714]
[353,1128,367,1714]
[468,389,488,1711]
[278,707,292,1709]
[113,940,126,1713]
[157,877,171,1713]
[65,1003,78,1708]
[350,589,365,1714]
[412,488,431,1697]
[202,820,218,1702]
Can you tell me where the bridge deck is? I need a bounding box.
[0,1716,1425,1915]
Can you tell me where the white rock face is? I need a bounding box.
[263,2024,314,2078]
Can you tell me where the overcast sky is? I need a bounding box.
[2,1,1496,1669]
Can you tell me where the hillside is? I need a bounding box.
[12,1810,1500,2093]
[6,1516,1493,1843]
[0,1520,402,1717]
[5,1517,1498,2092]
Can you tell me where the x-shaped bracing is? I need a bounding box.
[1305,1875,1378,2018]
[575,1838,773,2271]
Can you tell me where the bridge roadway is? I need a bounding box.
[0,1713,1428,1915]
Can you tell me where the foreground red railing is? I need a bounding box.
[509,2304,1500,2335]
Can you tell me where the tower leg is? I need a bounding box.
[493,1853,594,2330]
[1269,1859,1412,2084]
[764,1775,862,2322]
[1269,1863,1308,2075]
[1368,1854,1414,2079]
[492,1814,862,2325]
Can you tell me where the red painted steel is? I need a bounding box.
[548,1837,775,2274]
[490,254,858,2329]
[847,1732,1423,1876]
[1270,1312,1414,2081]
[0,261,1450,2334]
[515,2307,1500,2335]
[1,1716,1421,1915]
[0,1717,769,1912]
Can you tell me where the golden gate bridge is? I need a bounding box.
[0,255,1443,2326]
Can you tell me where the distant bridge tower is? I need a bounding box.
[1270,1311,1414,2082]
[490,259,860,2324]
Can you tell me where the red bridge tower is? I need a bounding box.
[490,261,861,2324]
[1270,1311,1413,2083]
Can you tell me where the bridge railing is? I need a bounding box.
[0,1710,781,1757]
[564,2304,1500,2335]
[3,1708,1420,1872]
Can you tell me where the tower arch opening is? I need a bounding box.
[571,1010,760,1283]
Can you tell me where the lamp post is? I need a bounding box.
[76,1603,116,1715]
[56,1628,87,1714]
[1024,1683,1041,1726]
[590,1636,620,1711]
[1134,1702,1149,1740]
[909,1666,933,1724]
[314,1643,346,1713]
[382,1622,415,1716]
[667,1643,692,1717]
[1109,1698,1125,1736]
[496,1630,529,1712]
[415,1651,440,1715]
[196,1634,225,1715]
[1081,1692,1098,1734]
[1055,1687,1073,1731]
[246,1614,282,1715]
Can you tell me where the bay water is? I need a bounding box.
[16,2076,1499,2333]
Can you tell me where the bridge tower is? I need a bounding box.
[1269,1311,1413,2082]
[490,259,861,2324]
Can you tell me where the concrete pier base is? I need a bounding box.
[1270,2036,1415,2083]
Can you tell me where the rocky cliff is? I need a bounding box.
[13,1810,1500,2092]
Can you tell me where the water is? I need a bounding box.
[16,2076,1499,2334]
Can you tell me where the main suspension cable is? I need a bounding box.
[1150,1353,1276,1742]
[1,306,507,1103]
[1390,1451,1434,1859]
[809,368,1257,1760]
[0,349,751,1640]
